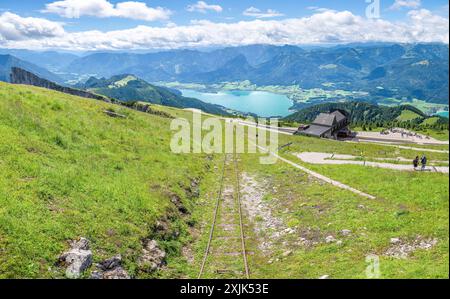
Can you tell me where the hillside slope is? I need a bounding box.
[0,82,212,278]
[284,101,448,128]
[82,74,230,115]
[0,54,62,83]
[0,82,448,279]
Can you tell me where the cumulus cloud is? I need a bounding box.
[390,0,421,10]
[43,0,171,21]
[187,1,223,13]
[243,7,284,18]
[1,9,448,50]
[0,12,65,41]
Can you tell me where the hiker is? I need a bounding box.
[421,155,427,171]
[413,156,419,170]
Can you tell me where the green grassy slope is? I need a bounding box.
[0,82,212,278]
[0,82,448,279]
[396,109,422,121]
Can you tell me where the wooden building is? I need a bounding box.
[296,110,351,139]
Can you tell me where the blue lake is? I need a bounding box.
[181,89,294,117]
[436,111,449,118]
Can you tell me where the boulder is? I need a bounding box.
[59,237,93,279]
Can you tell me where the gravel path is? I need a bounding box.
[295,152,449,174]
[255,145,377,200]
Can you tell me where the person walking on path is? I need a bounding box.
[421,155,428,171]
[413,156,419,170]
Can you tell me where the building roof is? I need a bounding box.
[331,110,347,123]
[312,111,347,128]
[300,124,332,137]
[312,113,337,127]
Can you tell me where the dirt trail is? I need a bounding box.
[295,152,449,174]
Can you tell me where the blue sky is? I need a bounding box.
[0,1,448,50]
[2,0,449,30]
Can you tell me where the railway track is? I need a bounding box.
[198,152,250,279]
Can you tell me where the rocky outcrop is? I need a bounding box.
[138,239,166,272]
[91,255,130,279]
[10,67,111,102]
[58,237,93,279]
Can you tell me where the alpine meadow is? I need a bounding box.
[0,0,448,289]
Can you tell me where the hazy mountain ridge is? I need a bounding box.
[60,44,449,105]
[0,54,62,83]
[0,49,79,72]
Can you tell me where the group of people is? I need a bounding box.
[413,155,428,171]
[381,128,430,140]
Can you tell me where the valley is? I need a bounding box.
[0,82,448,279]
[158,81,449,116]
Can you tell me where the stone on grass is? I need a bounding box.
[139,240,166,272]
[59,237,93,279]
[390,238,401,245]
[91,254,130,279]
[340,229,352,236]
[325,235,336,243]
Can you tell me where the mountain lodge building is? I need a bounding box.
[297,110,351,139]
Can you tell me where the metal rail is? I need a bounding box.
[198,153,228,279]
[197,152,250,279]
[233,152,250,279]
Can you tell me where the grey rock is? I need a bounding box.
[92,254,131,279]
[325,235,336,243]
[102,266,130,279]
[390,237,401,245]
[139,240,166,272]
[70,237,90,250]
[98,254,122,271]
[282,250,292,257]
[59,237,93,279]
[340,229,352,236]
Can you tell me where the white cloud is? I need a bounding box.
[43,0,171,21]
[187,1,223,13]
[306,6,335,13]
[1,9,448,50]
[243,7,284,18]
[0,12,65,41]
[390,0,421,10]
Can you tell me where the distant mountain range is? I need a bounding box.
[81,74,230,115]
[59,44,449,105]
[0,49,79,72]
[1,43,448,106]
[0,54,62,83]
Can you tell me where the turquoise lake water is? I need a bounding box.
[436,111,449,118]
[181,89,294,117]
